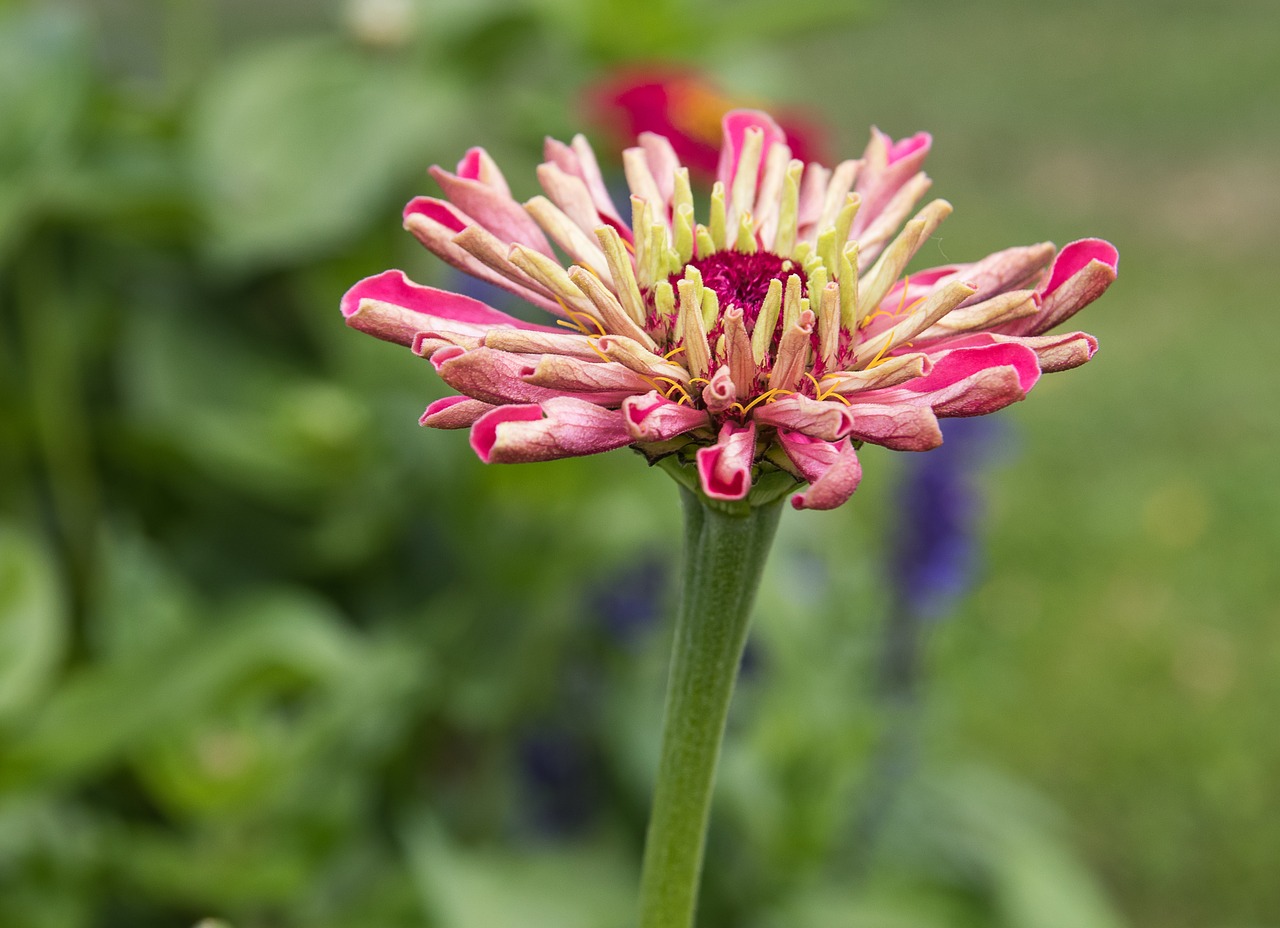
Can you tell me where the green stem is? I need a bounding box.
[638,487,784,928]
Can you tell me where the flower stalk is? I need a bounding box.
[638,487,784,928]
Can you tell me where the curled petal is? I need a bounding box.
[853,128,932,234]
[402,198,564,314]
[520,354,654,395]
[1027,238,1118,334]
[845,402,943,451]
[419,396,496,429]
[716,109,786,194]
[341,270,557,346]
[433,346,634,406]
[866,343,1042,418]
[777,431,863,510]
[470,397,632,464]
[751,394,855,441]
[938,331,1099,373]
[695,420,757,500]
[621,391,710,441]
[455,147,512,197]
[429,165,556,257]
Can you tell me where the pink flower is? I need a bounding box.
[590,69,827,178]
[343,111,1117,510]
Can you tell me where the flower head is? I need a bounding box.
[343,111,1117,509]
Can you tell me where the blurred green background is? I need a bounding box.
[2,0,1277,926]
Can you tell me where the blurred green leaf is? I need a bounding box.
[0,6,88,256]
[404,820,633,928]
[0,524,68,725]
[188,38,461,270]
[1,589,359,789]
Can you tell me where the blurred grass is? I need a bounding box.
[799,0,1280,924]
[1,0,1277,926]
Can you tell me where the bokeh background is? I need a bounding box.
[2,0,1277,926]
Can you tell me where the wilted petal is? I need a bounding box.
[889,343,1043,417]
[419,396,496,429]
[845,402,943,451]
[433,346,633,406]
[751,394,854,441]
[341,270,559,346]
[1026,238,1118,334]
[777,431,863,510]
[696,421,757,500]
[622,391,710,441]
[938,331,1099,373]
[402,198,564,314]
[470,397,632,463]
[521,354,654,395]
[430,165,557,257]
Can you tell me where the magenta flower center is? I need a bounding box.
[670,250,806,334]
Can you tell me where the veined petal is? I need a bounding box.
[521,354,655,395]
[432,346,635,407]
[341,270,559,346]
[695,420,757,500]
[470,397,632,463]
[621,391,710,441]
[419,395,496,429]
[845,402,943,451]
[777,431,863,510]
[751,394,855,441]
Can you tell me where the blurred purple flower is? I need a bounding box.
[888,415,1005,622]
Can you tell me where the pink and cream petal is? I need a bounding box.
[845,402,943,451]
[419,396,496,429]
[716,110,787,195]
[750,394,855,441]
[621,391,710,441]
[430,166,558,258]
[695,421,757,501]
[341,270,559,346]
[776,432,863,511]
[470,398,632,464]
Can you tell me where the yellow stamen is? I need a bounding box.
[664,345,687,359]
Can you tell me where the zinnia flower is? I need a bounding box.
[591,69,827,177]
[342,110,1117,510]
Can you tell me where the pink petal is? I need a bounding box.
[715,110,786,194]
[845,402,943,451]
[1025,237,1118,334]
[433,346,637,407]
[750,394,855,441]
[777,431,863,510]
[695,420,757,500]
[429,165,556,257]
[853,128,932,233]
[1041,238,1119,297]
[469,397,632,464]
[419,396,496,429]
[455,147,512,197]
[341,270,559,346]
[621,391,710,441]
[861,343,1043,418]
[935,331,1099,373]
